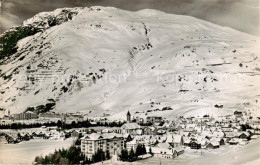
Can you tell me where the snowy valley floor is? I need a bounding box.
[0,137,259,164]
[0,137,74,164]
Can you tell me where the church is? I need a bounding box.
[119,111,143,136]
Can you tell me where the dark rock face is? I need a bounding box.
[0,8,80,60]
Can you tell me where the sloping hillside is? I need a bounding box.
[0,6,259,119]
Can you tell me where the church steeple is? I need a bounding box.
[127,111,131,123]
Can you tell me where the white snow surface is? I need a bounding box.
[0,6,260,119]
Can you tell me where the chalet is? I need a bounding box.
[246,129,254,135]
[253,129,260,135]
[229,138,239,145]
[144,126,156,136]
[238,132,250,139]
[151,147,178,159]
[18,133,31,141]
[189,141,201,149]
[156,142,172,149]
[206,141,220,149]
[239,139,249,146]
[251,135,258,140]
[174,147,184,155]
[234,111,243,118]
[166,134,184,148]
[224,132,238,141]
[183,137,191,146]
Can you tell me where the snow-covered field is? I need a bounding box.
[0,137,73,164]
[139,139,260,165]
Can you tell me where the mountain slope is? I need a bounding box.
[0,6,259,119]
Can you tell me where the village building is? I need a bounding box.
[166,134,184,148]
[39,112,64,120]
[151,146,184,159]
[228,138,239,145]
[234,111,243,118]
[144,126,157,136]
[157,129,166,135]
[183,137,191,146]
[126,139,139,151]
[238,132,250,139]
[189,141,201,149]
[156,142,172,149]
[120,123,142,135]
[81,133,124,159]
[251,135,259,140]
[206,141,220,149]
[13,112,38,120]
[120,111,142,135]
[146,116,163,124]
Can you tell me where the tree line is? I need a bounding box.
[34,146,85,164]
[119,144,147,162]
[0,119,125,129]
[34,145,111,164]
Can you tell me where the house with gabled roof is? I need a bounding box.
[238,132,250,139]
[166,134,184,148]
[189,141,201,149]
[206,141,220,149]
[120,122,142,135]
[151,146,184,159]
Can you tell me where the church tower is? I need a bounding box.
[127,111,131,123]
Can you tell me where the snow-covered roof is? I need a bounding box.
[121,123,141,130]
[151,147,173,155]
[174,146,184,152]
[207,141,219,146]
[238,132,250,137]
[166,134,183,143]
[156,142,172,149]
[81,133,123,140]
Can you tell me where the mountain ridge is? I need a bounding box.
[0,6,259,119]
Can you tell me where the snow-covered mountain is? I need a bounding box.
[0,6,259,119]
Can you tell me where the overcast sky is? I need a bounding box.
[0,0,259,36]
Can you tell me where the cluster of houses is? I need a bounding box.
[2,126,78,143]
[80,110,260,160]
[1,109,260,161]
